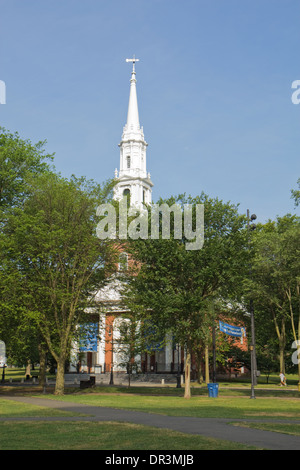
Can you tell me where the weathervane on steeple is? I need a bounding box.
[126,55,139,74]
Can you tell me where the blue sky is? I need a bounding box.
[0,0,299,222]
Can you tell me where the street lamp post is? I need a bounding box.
[212,324,216,383]
[249,299,256,399]
[43,353,48,394]
[108,326,114,386]
[1,365,6,384]
[247,209,257,399]
[176,344,181,388]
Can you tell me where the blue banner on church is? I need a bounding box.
[219,321,246,338]
[79,323,98,352]
[144,323,164,352]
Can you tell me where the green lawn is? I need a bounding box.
[0,397,257,450]
[0,398,87,418]
[1,387,299,450]
[231,421,300,436]
[64,383,300,398]
[41,392,300,420]
[0,367,56,382]
[1,369,299,451]
[0,420,257,450]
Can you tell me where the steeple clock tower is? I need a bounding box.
[113,57,153,207]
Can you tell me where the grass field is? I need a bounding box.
[0,396,259,450]
[231,421,300,436]
[0,391,299,450]
[0,420,258,450]
[0,397,87,418]
[0,369,299,450]
[41,390,300,420]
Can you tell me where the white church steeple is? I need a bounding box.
[125,57,140,133]
[114,57,153,208]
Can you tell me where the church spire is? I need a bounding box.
[114,57,153,208]
[125,56,140,132]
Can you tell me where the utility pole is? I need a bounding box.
[247,209,257,399]
[176,344,181,388]
[212,324,216,383]
[108,326,114,385]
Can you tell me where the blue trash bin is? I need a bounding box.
[207,383,219,397]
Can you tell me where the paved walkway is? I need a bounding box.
[1,395,300,450]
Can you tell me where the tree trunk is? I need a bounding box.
[279,346,285,375]
[38,344,47,389]
[288,286,300,387]
[184,349,191,399]
[205,345,210,384]
[272,311,286,375]
[54,356,66,395]
[195,350,203,384]
[278,321,286,374]
[25,360,31,379]
[298,311,300,387]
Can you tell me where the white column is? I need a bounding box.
[97,314,106,372]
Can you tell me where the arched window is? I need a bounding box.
[126,155,131,169]
[123,188,131,206]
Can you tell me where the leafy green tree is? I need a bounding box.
[291,178,300,207]
[123,193,249,398]
[256,342,278,383]
[110,315,144,387]
[4,172,117,394]
[0,127,53,211]
[251,298,289,376]
[0,128,54,377]
[250,215,300,380]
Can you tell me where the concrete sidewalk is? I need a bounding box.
[2,395,300,450]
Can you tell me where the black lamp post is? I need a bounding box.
[212,324,216,384]
[108,326,114,385]
[43,353,48,394]
[1,364,6,384]
[247,209,257,399]
[176,344,181,388]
